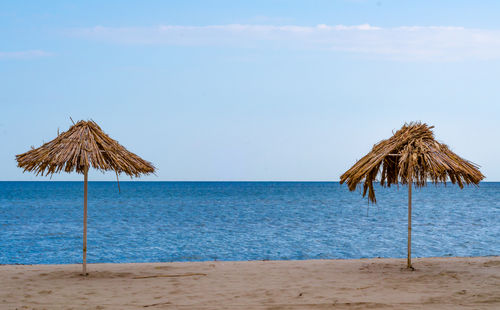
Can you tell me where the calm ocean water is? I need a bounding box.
[0,181,498,264]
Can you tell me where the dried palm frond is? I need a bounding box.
[340,122,484,202]
[16,120,155,177]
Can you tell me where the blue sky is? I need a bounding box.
[1,0,500,181]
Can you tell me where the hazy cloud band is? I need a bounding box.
[71,24,500,61]
[0,50,52,59]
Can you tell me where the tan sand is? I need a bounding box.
[1,256,499,309]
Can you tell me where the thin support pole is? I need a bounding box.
[407,181,413,269]
[115,171,121,193]
[83,167,88,275]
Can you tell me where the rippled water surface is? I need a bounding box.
[0,181,498,264]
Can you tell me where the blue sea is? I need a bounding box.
[0,181,498,265]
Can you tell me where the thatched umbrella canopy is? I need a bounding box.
[340,122,484,269]
[16,120,155,275]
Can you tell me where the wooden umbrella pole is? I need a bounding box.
[115,171,121,193]
[83,167,88,275]
[407,180,413,269]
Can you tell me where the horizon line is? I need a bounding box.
[1,180,499,183]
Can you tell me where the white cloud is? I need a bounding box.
[71,24,500,61]
[0,50,53,59]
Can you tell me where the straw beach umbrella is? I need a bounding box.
[340,122,484,269]
[16,120,155,275]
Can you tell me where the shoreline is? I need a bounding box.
[1,256,499,309]
[2,254,499,266]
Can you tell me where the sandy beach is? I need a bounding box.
[1,256,499,309]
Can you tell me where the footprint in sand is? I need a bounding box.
[483,260,500,267]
